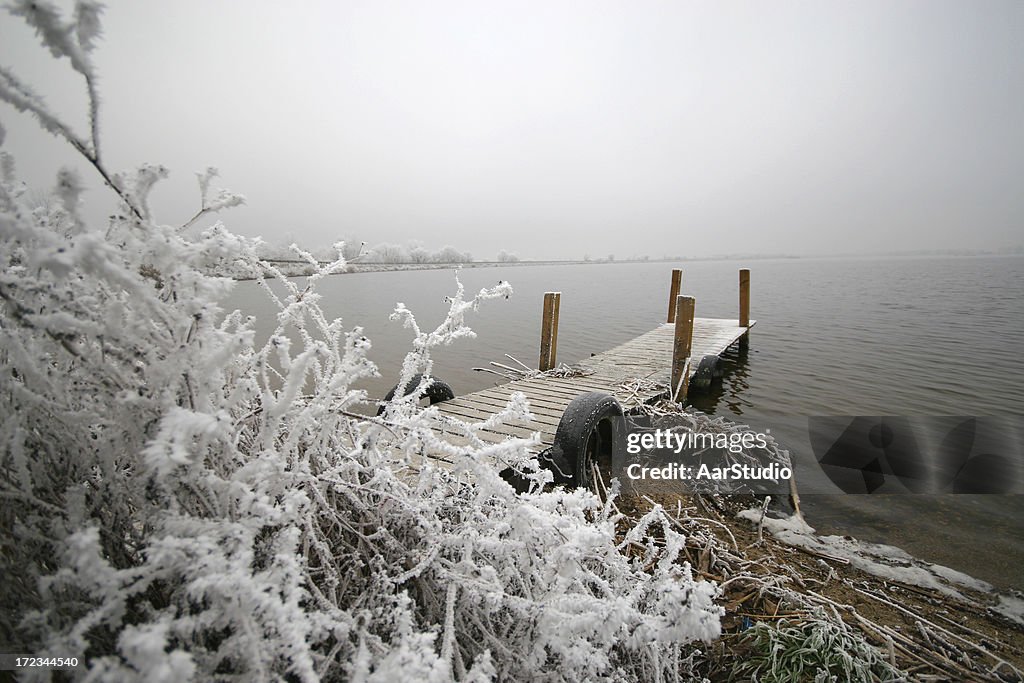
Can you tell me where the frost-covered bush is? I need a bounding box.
[496,250,520,263]
[432,245,472,264]
[367,242,408,264]
[0,4,721,680]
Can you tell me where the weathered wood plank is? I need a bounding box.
[447,395,567,420]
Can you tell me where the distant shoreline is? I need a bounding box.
[235,250,1022,280]
[240,256,791,280]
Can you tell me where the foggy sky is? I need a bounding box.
[2,1,1022,260]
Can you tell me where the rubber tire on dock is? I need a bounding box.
[376,374,455,416]
[542,392,625,490]
[689,354,722,392]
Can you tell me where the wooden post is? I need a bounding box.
[739,268,750,327]
[666,268,682,323]
[671,295,695,402]
[739,268,750,349]
[549,291,560,369]
[539,292,561,371]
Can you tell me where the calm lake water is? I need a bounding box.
[224,255,1024,592]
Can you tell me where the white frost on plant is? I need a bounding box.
[0,6,724,681]
[111,163,169,221]
[115,621,198,683]
[54,166,85,233]
[142,407,231,475]
[0,65,85,147]
[8,0,94,77]
[182,166,247,232]
[73,0,105,54]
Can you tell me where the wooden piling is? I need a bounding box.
[739,268,750,327]
[539,292,561,371]
[550,292,560,369]
[666,268,682,323]
[671,295,695,402]
[739,268,750,349]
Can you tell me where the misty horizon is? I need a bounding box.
[2,1,1022,260]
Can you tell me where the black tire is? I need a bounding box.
[376,374,455,416]
[690,354,721,392]
[546,392,624,489]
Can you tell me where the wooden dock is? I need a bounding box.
[426,268,755,457]
[434,318,753,452]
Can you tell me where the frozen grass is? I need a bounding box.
[731,608,901,682]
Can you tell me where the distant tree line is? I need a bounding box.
[257,238,521,264]
[496,250,520,262]
[364,242,474,264]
